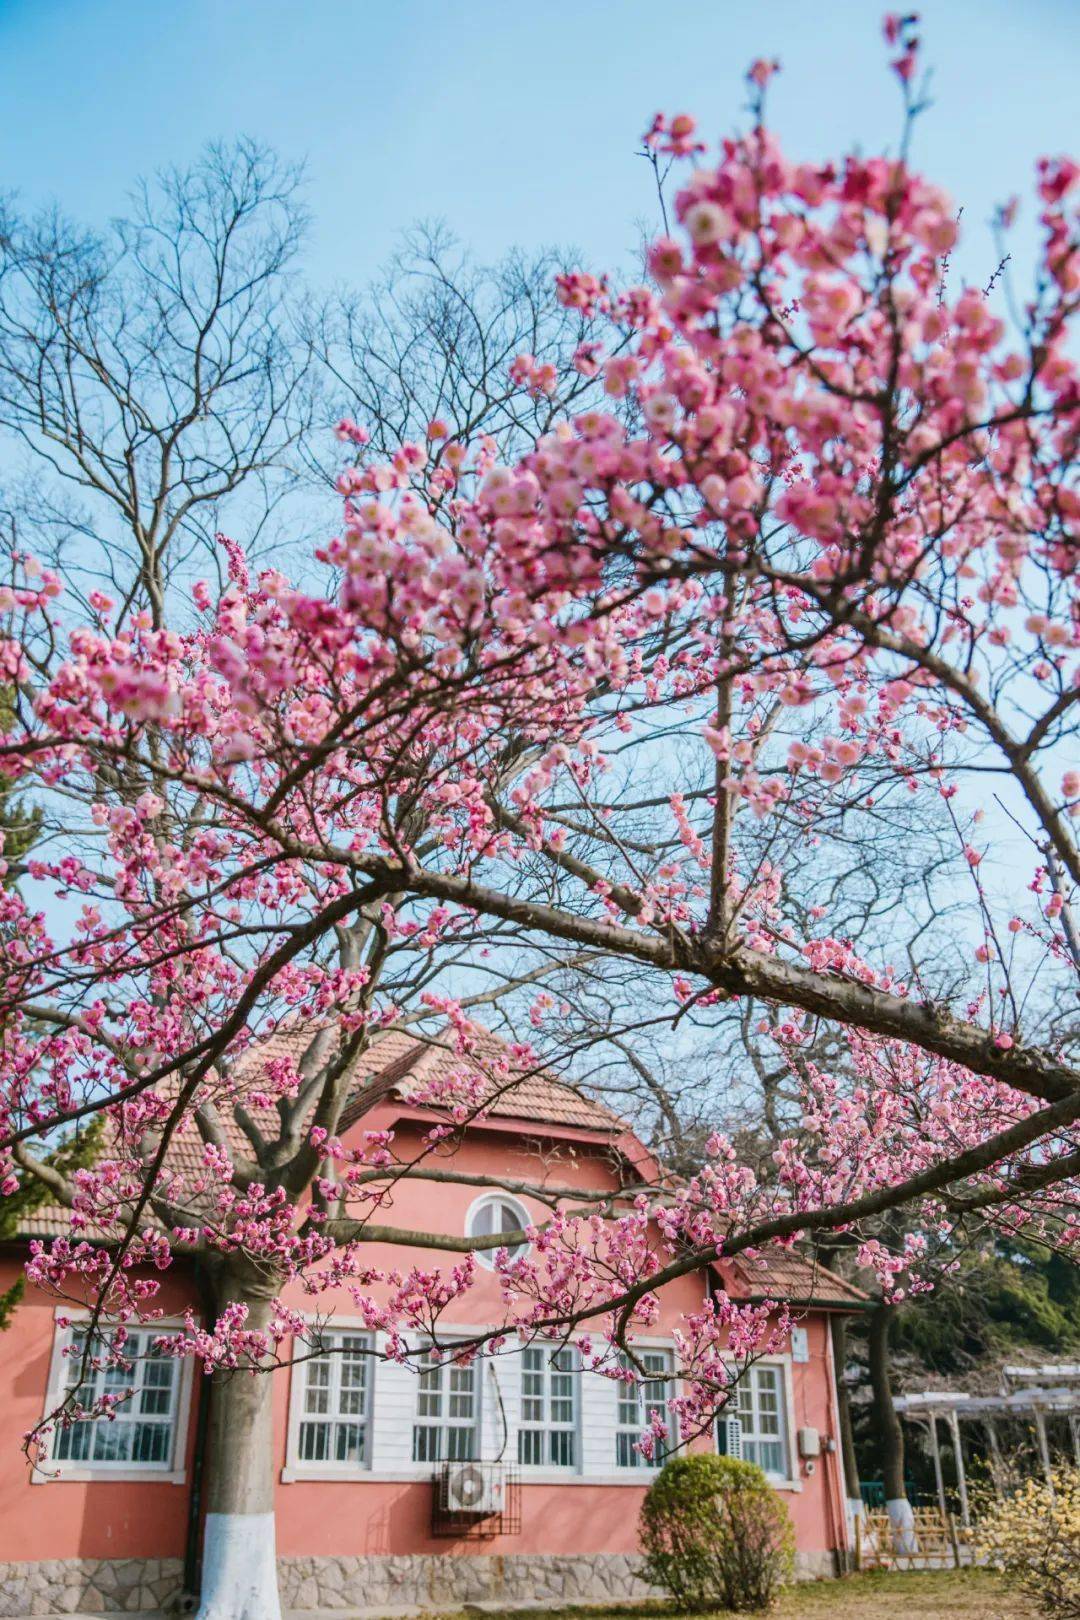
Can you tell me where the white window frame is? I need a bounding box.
[518,1342,580,1471]
[465,1192,531,1269]
[615,1347,677,1470]
[277,1323,690,1488]
[411,1344,482,1463]
[283,1325,375,1479]
[36,1310,194,1485]
[720,1357,800,1489]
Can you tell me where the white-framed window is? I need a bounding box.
[729,1362,791,1479]
[615,1349,676,1468]
[466,1193,530,1268]
[294,1331,373,1468]
[40,1317,192,1482]
[518,1344,579,1468]
[412,1348,479,1462]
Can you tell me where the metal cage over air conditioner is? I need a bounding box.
[431,1460,521,1539]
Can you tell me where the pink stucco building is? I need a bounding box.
[0,1030,865,1615]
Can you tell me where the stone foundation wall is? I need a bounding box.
[0,1549,838,1614]
[795,1549,838,1581]
[0,1556,183,1616]
[279,1552,655,1611]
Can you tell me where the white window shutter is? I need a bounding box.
[718,1414,743,1460]
[368,1338,417,1470]
[580,1365,617,1476]
[484,1350,517,1461]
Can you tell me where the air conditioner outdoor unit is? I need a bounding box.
[442,1462,505,1516]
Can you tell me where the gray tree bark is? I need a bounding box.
[195,1262,283,1620]
[868,1303,917,1552]
[831,1313,862,1502]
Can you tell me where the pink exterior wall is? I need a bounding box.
[0,1110,851,1572]
[0,1258,197,1562]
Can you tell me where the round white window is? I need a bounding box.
[467,1195,530,1268]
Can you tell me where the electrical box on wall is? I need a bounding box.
[797,1426,821,1458]
[791,1327,810,1363]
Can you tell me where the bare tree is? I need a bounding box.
[0,139,314,625]
[307,222,605,477]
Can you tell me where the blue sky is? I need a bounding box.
[1,0,1076,294]
[0,0,1070,979]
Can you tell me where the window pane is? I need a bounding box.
[550,1429,575,1467]
[304,1358,332,1415]
[759,1439,785,1474]
[417,1354,443,1418]
[413,1349,475,1463]
[92,1421,132,1462]
[294,1332,372,1469]
[519,1345,577,1468]
[102,1362,135,1397]
[51,1327,181,1472]
[300,1420,329,1461]
[339,1344,368,1416]
[470,1198,528,1262]
[446,1426,475,1461]
[333,1422,364,1464]
[413,1424,440,1462]
[517,1430,538,1464]
[140,1358,175,1416]
[730,1366,789,1477]
[55,1421,92,1462]
[615,1350,673,1467]
[131,1423,169,1464]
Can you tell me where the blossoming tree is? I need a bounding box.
[0,17,1077,1617]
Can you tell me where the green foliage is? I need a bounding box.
[0,1276,24,1331]
[640,1453,794,1613]
[890,1239,1080,1377]
[0,1117,105,1245]
[0,1118,104,1330]
[851,1235,1080,1500]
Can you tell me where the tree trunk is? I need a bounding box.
[831,1314,862,1504]
[868,1303,916,1552]
[195,1263,283,1620]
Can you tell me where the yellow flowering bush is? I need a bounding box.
[976,1468,1080,1618]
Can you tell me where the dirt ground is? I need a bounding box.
[471,1572,1044,1620]
[765,1569,1041,1617]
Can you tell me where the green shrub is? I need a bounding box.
[640,1452,794,1612]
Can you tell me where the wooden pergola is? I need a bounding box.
[895,1365,1080,1527]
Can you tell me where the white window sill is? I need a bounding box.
[281,1465,374,1483]
[33,1465,187,1486]
[281,1466,670,1487]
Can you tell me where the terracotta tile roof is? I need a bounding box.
[339,1026,625,1135]
[9,1026,867,1313]
[722,1250,869,1308]
[10,1023,624,1240]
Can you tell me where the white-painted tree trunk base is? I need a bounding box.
[886,1495,919,1553]
[196,1512,282,1620]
